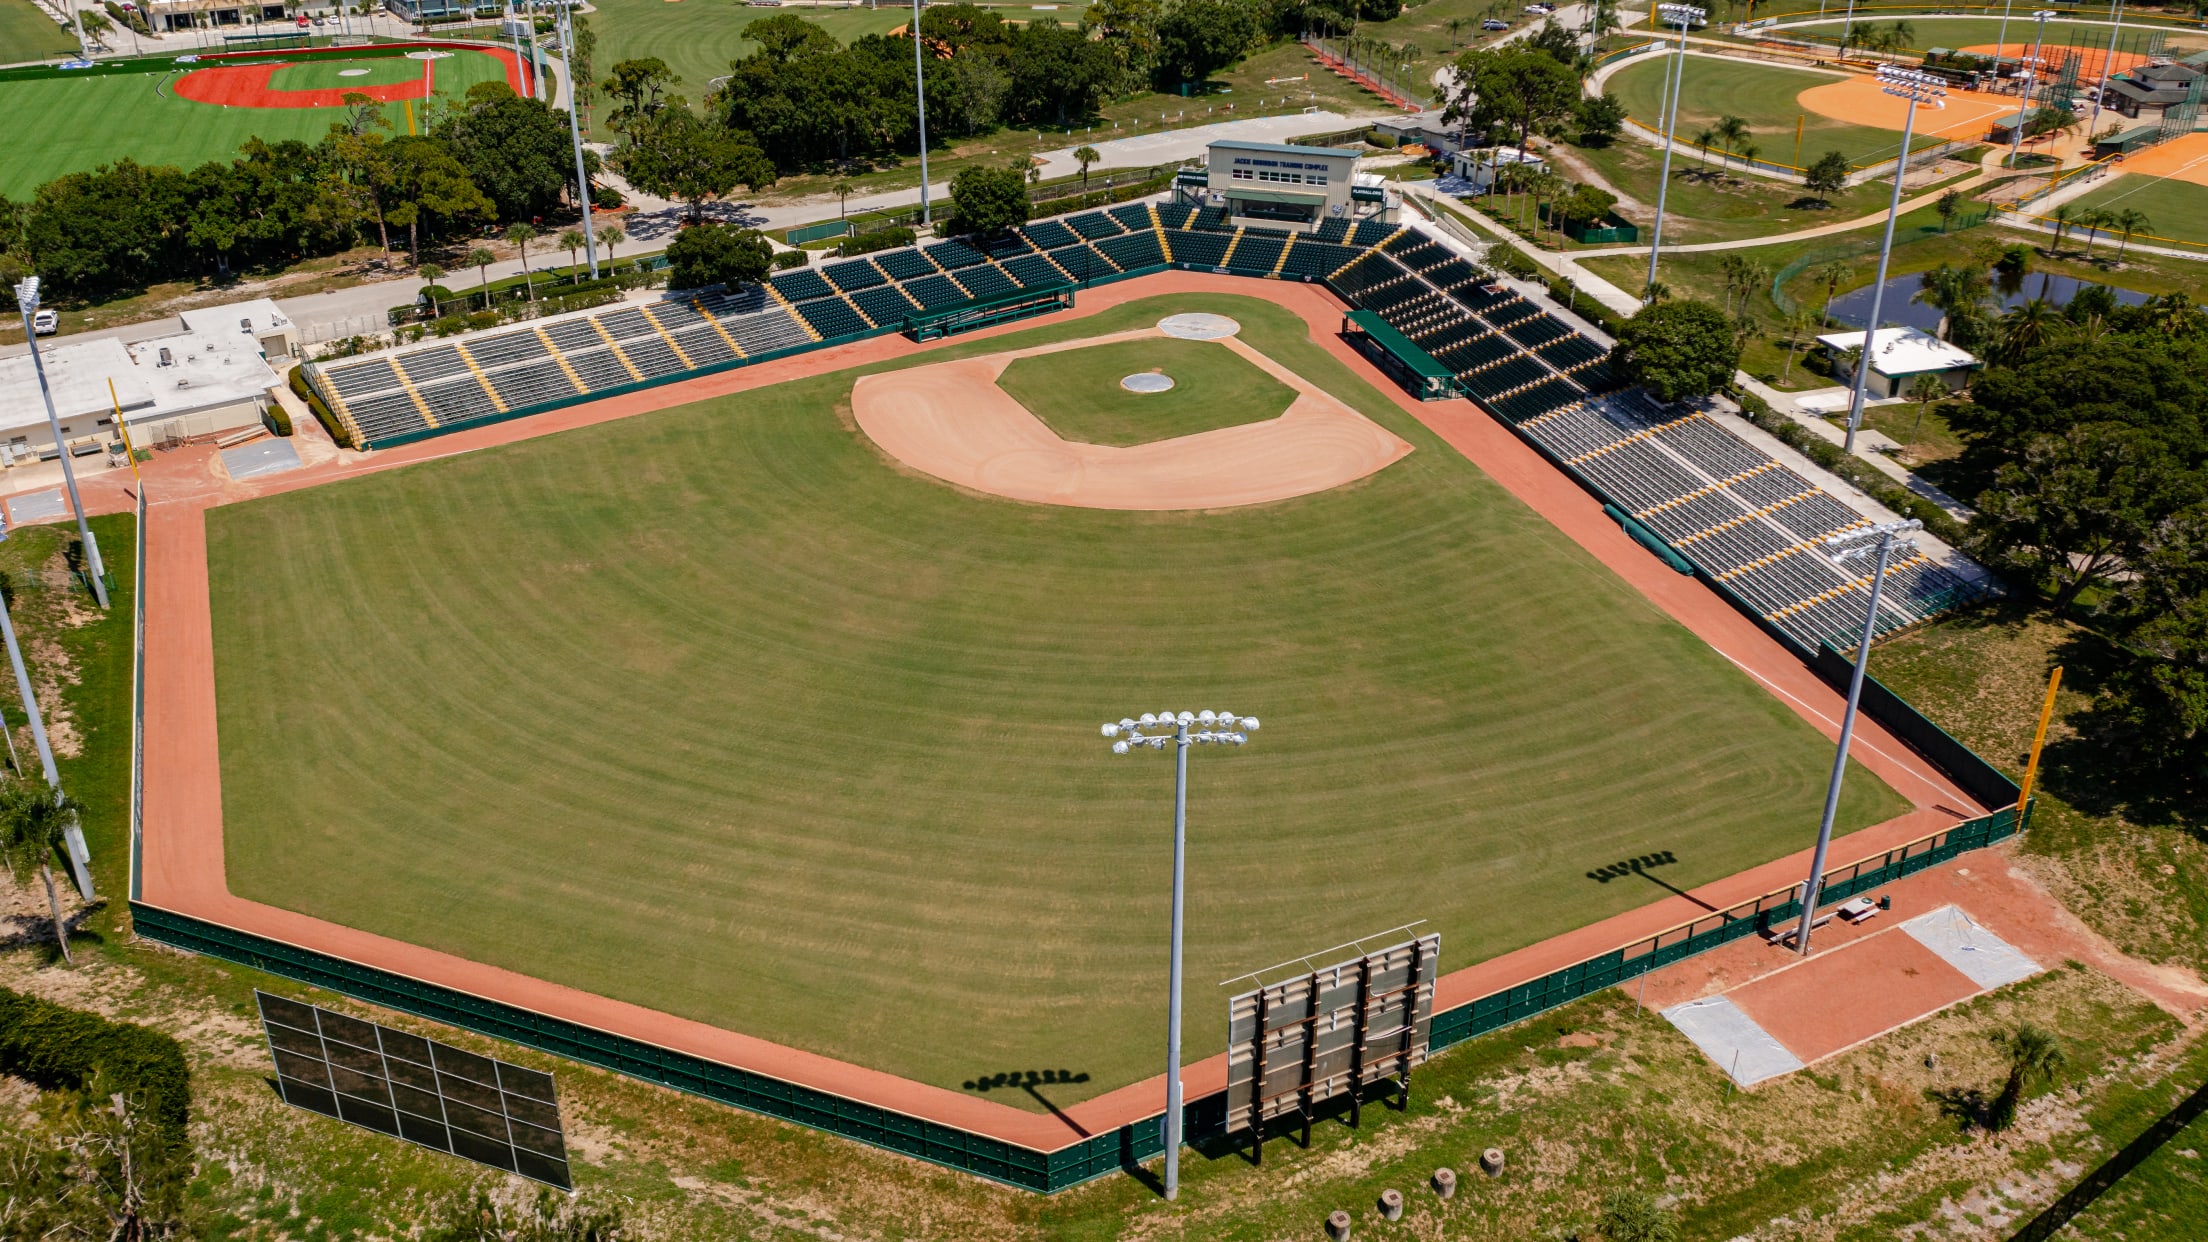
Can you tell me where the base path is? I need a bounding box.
[850,327,1412,510]
[133,273,1990,1156]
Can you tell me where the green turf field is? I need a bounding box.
[268,55,423,91]
[0,48,509,197]
[207,292,1909,1109]
[0,0,76,63]
[587,0,913,135]
[2068,173,2208,248]
[1608,55,1942,166]
[996,338,1294,447]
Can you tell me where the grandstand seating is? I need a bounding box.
[873,248,940,281]
[823,260,887,292]
[307,200,1978,651]
[771,269,834,303]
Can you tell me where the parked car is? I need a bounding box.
[312,15,326,24]
[31,309,58,335]
[1483,17,1509,29]
[294,15,309,26]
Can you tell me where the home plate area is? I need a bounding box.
[1664,906,2041,1087]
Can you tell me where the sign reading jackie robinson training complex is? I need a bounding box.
[255,990,573,1189]
[1223,933,1439,1159]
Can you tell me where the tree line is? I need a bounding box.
[0,81,593,303]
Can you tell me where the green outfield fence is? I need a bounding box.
[150,257,2031,1192]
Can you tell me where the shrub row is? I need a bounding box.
[0,985,190,1153]
[836,227,916,258]
[288,366,356,450]
[771,249,810,270]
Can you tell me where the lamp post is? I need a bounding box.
[556,0,596,279]
[912,0,931,226]
[1643,3,1706,303]
[2086,0,2125,146]
[1100,708,1260,1201]
[1993,0,2016,77]
[2007,11,2060,170]
[12,279,108,611]
[1841,66,1945,454]
[1793,518,1920,956]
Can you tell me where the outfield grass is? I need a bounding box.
[586,0,916,137]
[1607,55,1942,168]
[0,49,509,197]
[0,0,75,63]
[995,337,1293,447]
[208,291,1907,1108]
[2068,173,2208,248]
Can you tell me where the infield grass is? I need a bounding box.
[0,49,510,197]
[996,337,1294,447]
[208,291,1908,1109]
[1607,55,1943,167]
[0,0,75,63]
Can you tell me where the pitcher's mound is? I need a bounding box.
[852,325,1411,511]
[1121,372,1175,393]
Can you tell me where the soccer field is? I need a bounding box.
[0,0,76,62]
[0,47,512,197]
[207,292,1907,1109]
[1608,56,1948,166]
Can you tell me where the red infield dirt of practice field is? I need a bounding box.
[172,45,524,109]
[126,273,1990,1153]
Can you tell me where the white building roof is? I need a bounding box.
[178,297,293,346]
[1815,326,1979,377]
[0,328,279,436]
[1467,146,1546,168]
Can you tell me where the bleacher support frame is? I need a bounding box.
[904,283,1076,342]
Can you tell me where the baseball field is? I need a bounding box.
[204,291,1908,1109]
[0,44,519,197]
[2066,132,2208,248]
[0,0,76,63]
[1608,56,1964,167]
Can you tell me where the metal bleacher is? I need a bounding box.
[301,200,1983,647]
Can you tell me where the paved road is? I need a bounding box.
[2,108,1369,357]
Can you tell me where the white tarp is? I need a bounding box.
[1661,995,1804,1087]
[1901,904,2041,990]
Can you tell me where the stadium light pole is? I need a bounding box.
[525,0,548,103]
[1840,66,1945,455]
[1793,519,1920,956]
[2086,0,2125,146]
[1993,0,2016,77]
[557,0,597,279]
[1642,3,1705,304]
[2008,11,2060,170]
[12,279,108,611]
[911,0,931,227]
[1100,708,1260,1201]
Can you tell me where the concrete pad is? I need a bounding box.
[6,489,65,523]
[1730,927,1980,1064]
[221,438,303,481]
[1901,904,2042,990]
[1661,994,1804,1087]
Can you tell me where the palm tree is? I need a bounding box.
[1720,252,1754,315]
[1781,308,1819,382]
[0,781,85,965]
[2049,202,2075,254]
[1997,297,2059,364]
[506,223,538,302]
[418,263,445,317]
[1890,19,1915,49]
[2077,208,2109,257]
[1714,114,1750,167]
[1988,1023,2065,1132]
[1935,188,1962,233]
[1736,139,1760,171]
[468,246,496,311]
[1072,145,1101,189]
[597,222,626,266]
[1644,280,1672,302]
[558,228,588,284]
[2112,208,2150,259]
[1814,259,1851,323]
[1905,374,1944,456]
[1693,124,1720,169]
[832,179,854,218]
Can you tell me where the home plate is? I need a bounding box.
[1664,905,2040,1086]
